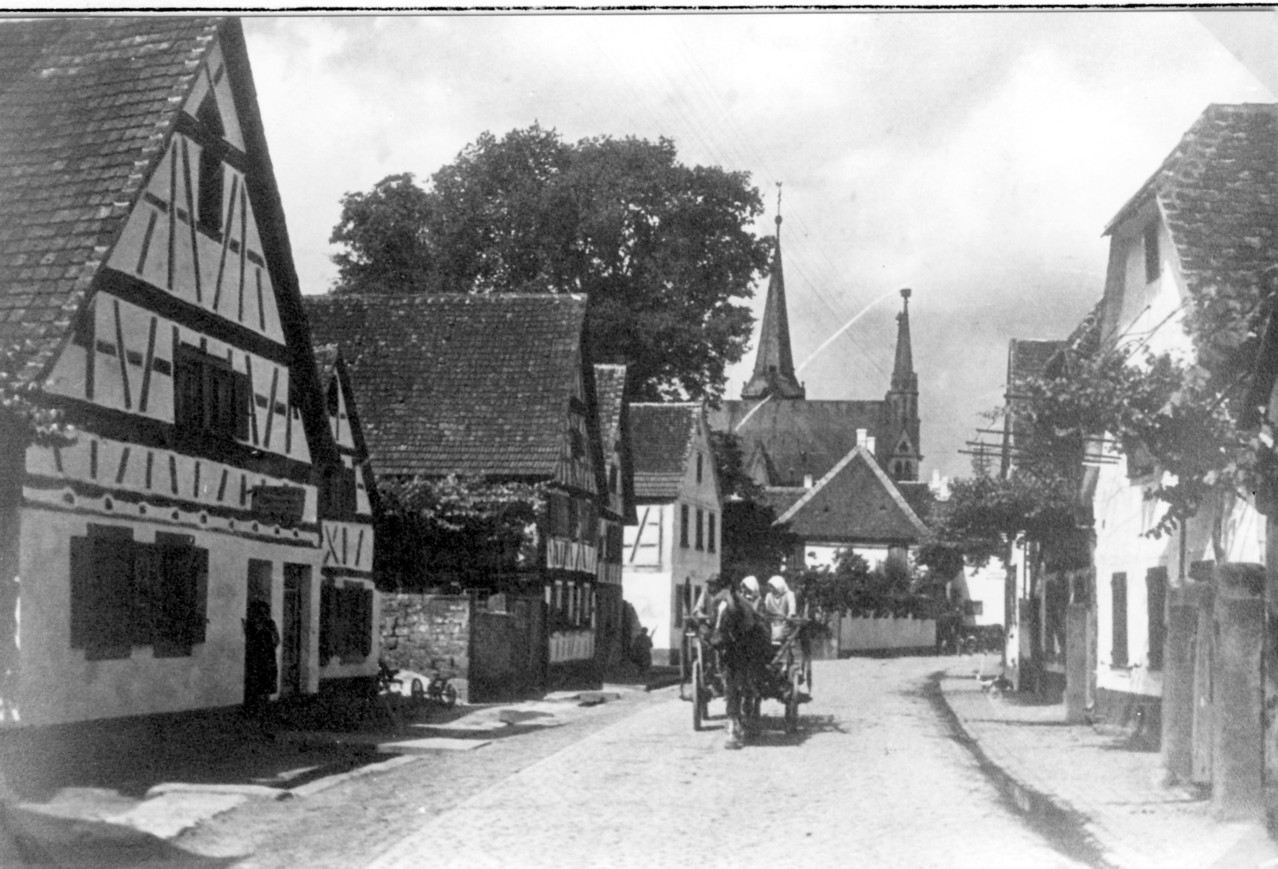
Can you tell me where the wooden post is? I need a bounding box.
[1161,585,1203,783]
[1212,563,1265,820]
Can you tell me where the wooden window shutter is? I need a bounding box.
[69,536,92,649]
[1146,567,1167,671]
[1111,572,1128,667]
[358,587,373,657]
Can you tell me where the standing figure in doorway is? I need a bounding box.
[243,599,279,715]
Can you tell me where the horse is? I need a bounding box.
[710,587,771,749]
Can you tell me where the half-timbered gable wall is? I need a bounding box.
[0,23,338,726]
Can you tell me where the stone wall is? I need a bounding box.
[380,594,471,702]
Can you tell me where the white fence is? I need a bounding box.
[835,615,936,653]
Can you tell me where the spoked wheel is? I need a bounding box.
[692,659,705,731]
[784,670,801,734]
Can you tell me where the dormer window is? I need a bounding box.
[1143,220,1160,283]
[196,93,226,237]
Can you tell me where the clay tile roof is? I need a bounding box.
[302,292,588,479]
[709,398,887,487]
[629,402,700,501]
[593,364,627,455]
[313,342,340,389]
[772,445,927,544]
[0,17,220,382]
[1106,103,1278,301]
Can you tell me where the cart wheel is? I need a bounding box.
[692,660,705,731]
[442,683,458,709]
[784,670,801,734]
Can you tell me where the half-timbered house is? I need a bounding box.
[592,364,635,673]
[0,18,370,727]
[623,402,722,666]
[313,345,379,689]
[303,292,608,690]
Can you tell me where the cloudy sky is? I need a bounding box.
[241,10,1274,482]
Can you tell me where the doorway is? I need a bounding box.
[280,564,309,696]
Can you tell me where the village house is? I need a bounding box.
[0,17,379,729]
[623,402,722,666]
[592,364,636,674]
[708,214,928,572]
[303,291,609,693]
[1081,103,1276,816]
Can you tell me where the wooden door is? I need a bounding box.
[280,565,306,696]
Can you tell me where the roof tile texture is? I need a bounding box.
[629,402,699,501]
[0,17,219,380]
[302,292,588,479]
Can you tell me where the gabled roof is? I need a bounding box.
[594,363,636,522]
[0,17,222,381]
[303,292,590,479]
[629,402,701,501]
[1105,103,1277,301]
[772,444,927,544]
[709,398,887,487]
[313,342,379,515]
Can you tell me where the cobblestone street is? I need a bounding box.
[370,656,1084,869]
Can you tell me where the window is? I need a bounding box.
[70,526,208,660]
[707,513,716,553]
[319,580,373,665]
[609,465,618,494]
[1144,220,1160,283]
[196,94,226,237]
[695,508,704,550]
[696,453,703,484]
[548,491,570,538]
[320,463,358,516]
[1147,567,1167,671]
[1111,572,1128,667]
[567,497,580,541]
[174,344,249,441]
[570,428,584,459]
[680,504,689,548]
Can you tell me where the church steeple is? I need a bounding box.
[742,196,805,401]
[885,288,921,482]
[891,288,917,393]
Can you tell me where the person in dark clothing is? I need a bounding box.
[243,599,279,715]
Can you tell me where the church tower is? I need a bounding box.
[741,211,806,401]
[884,288,921,481]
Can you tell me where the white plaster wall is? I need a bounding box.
[14,505,325,726]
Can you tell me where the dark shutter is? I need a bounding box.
[357,587,373,658]
[132,542,162,647]
[1111,572,1128,667]
[90,533,135,659]
[1146,567,1168,671]
[69,536,91,649]
[319,580,336,665]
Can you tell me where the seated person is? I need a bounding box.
[764,575,797,644]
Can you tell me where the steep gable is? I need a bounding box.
[774,444,927,544]
[303,292,591,479]
[1106,103,1277,302]
[594,363,635,523]
[629,403,701,501]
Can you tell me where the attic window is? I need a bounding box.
[196,94,227,237]
[1143,220,1160,283]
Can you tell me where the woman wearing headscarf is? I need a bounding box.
[738,575,761,611]
[765,575,796,643]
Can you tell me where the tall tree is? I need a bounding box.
[329,125,772,402]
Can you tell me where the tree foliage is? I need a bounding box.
[330,125,772,402]
[790,549,944,620]
[375,475,547,593]
[0,340,75,449]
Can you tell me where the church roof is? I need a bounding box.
[629,402,701,501]
[709,398,887,487]
[302,292,589,479]
[0,17,223,382]
[772,444,927,544]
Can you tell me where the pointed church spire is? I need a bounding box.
[742,187,805,401]
[891,288,917,393]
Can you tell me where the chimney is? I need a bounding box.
[803,474,813,489]
[866,436,876,454]
[856,428,868,446]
